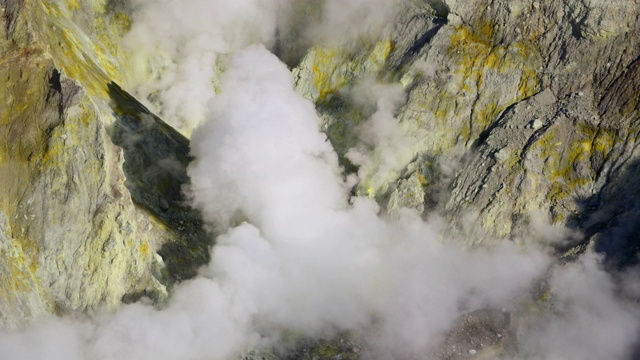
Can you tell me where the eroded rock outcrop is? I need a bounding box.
[0,0,209,329]
[295,0,640,257]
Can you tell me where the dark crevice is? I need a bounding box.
[597,56,640,121]
[107,82,213,282]
[518,119,555,162]
[391,16,447,72]
[1,0,23,38]
[46,68,64,118]
[565,157,640,268]
[469,86,548,152]
[48,68,62,93]
[427,0,450,18]
[470,100,524,150]
[569,7,590,40]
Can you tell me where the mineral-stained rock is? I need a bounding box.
[0,0,209,328]
[439,0,640,248]
[289,3,640,355]
[0,54,160,328]
[295,0,640,258]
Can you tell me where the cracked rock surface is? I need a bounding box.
[0,0,209,329]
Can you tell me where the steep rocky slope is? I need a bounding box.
[296,0,640,264]
[0,0,209,329]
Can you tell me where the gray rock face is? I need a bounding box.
[294,0,640,256]
[107,82,212,282]
[0,0,209,329]
[439,0,640,248]
[0,57,160,328]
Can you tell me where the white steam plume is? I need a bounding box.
[0,45,548,360]
[2,2,640,360]
[310,0,403,47]
[521,253,640,360]
[345,82,414,192]
[122,0,406,135]
[182,45,551,357]
[122,0,289,134]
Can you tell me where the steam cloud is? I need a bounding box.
[346,82,414,193]
[121,0,399,134]
[2,1,640,360]
[122,0,288,134]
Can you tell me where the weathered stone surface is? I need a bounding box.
[0,0,209,328]
[0,53,160,328]
[428,0,638,244]
[437,309,513,360]
[295,0,640,257]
